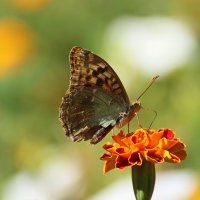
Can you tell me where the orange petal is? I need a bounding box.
[147,129,157,135]
[165,153,181,163]
[102,142,120,154]
[148,130,164,148]
[116,156,132,169]
[158,138,178,150]
[102,142,113,150]
[100,153,117,173]
[168,140,186,153]
[121,136,134,147]
[130,130,149,149]
[100,153,112,160]
[128,152,142,165]
[115,147,132,158]
[112,131,126,145]
[143,149,165,163]
[158,128,175,140]
[172,150,187,161]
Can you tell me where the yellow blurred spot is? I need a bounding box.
[13,138,46,170]
[0,19,34,77]
[9,0,50,11]
[189,180,200,200]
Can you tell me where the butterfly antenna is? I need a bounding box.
[137,75,159,100]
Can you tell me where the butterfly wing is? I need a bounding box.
[59,47,130,144]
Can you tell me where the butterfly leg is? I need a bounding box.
[147,109,157,130]
[135,113,143,128]
[90,125,114,144]
[127,123,130,133]
[141,106,157,130]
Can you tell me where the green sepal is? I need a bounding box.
[132,161,156,200]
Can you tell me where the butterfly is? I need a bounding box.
[59,47,158,144]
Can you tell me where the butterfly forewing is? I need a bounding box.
[69,47,129,102]
[59,47,130,144]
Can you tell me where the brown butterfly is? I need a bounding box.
[59,47,158,144]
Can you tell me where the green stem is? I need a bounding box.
[132,161,156,200]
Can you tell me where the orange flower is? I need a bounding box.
[0,19,34,77]
[100,128,187,173]
[9,0,50,11]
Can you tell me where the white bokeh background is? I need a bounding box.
[104,17,197,77]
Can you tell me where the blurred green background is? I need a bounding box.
[0,0,200,199]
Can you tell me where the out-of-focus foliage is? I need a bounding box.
[0,0,200,199]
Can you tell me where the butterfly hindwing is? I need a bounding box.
[59,47,130,144]
[60,87,127,143]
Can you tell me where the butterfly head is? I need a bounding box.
[130,100,141,113]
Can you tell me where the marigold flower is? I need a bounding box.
[100,128,187,173]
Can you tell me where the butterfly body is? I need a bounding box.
[59,47,141,144]
[117,100,141,129]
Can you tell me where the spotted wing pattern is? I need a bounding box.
[59,47,130,144]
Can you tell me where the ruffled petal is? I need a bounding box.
[100,128,187,173]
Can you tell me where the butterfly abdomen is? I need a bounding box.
[90,124,114,144]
